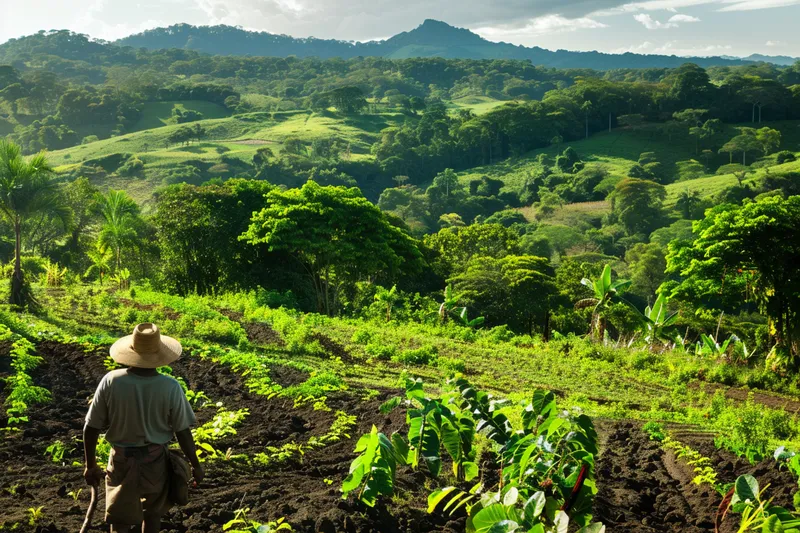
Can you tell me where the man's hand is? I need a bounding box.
[192,464,205,484]
[84,465,105,486]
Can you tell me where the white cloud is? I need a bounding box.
[668,13,702,21]
[633,12,700,28]
[475,15,608,39]
[719,0,800,11]
[766,40,784,46]
[595,0,800,16]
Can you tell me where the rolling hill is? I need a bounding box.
[116,19,759,70]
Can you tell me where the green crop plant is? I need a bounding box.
[662,437,719,488]
[67,489,83,502]
[696,333,736,357]
[341,425,408,507]
[27,507,43,526]
[727,474,800,532]
[223,508,293,532]
[642,421,666,442]
[193,408,249,461]
[426,381,602,531]
[575,264,637,341]
[44,440,72,463]
[641,293,678,348]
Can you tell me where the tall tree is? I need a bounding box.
[666,196,800,366]
[610,178,666,236]
[94,189,140,272]
[0,141,69,307]
[241,181,423,315]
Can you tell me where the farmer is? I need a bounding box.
[83,323,204,533]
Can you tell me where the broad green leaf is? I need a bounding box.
[428,487,457,513]
[553,511,569,533]
[576,524,606,533]
[471,504,519,533]
[391,432,410,465]
[503,487,519,506]
[732,474,759,506]
[486,521,519,533]
[463,461,479,482]
[523,491,546,519]
[763,515,784,533]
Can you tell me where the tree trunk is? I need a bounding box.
[585,115,589,140]
[608,112,612,133]
[10,219,23,306]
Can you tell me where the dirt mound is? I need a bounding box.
[594,420,798,533]
[311,333,352,361]
[218,309,285,346]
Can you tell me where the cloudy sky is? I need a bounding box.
[2,0,799,58]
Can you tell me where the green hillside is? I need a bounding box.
[131,100,231,131]
[459,120,800,198]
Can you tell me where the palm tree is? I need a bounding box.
[0,141,69,307]
[574,264,635,340]
[84,242,114,286]
[94,189,139,272]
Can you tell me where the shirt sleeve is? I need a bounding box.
[169,381,197,433]
[85,375,109,430]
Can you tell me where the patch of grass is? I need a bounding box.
[131,101,231,132]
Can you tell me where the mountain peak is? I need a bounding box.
[386,19,486,48]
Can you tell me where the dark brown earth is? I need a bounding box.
[217,309,285,347]
[593,420,798,533]
[0,341,455,533]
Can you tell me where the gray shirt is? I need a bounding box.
[85,369,196,447]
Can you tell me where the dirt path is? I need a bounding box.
[593,419,797,533]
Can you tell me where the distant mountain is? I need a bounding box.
[743,54,797,66]
[116,19,760,70]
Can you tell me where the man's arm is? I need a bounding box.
[176,428,204,483]
[83,424,105,486]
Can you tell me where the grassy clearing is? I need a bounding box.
[448,96,516,115]
[131,100,231,131]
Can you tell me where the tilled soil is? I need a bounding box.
[0,341,452,532]
[594,420,798,533]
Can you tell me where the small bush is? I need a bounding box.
[708,363,739,386]
[776,151,797,165]
[193,318,246,345]
[392,344,438,365]
[364,342,396,361]
[351,328,375,345]
[437,356,465,373]
[643,421,666,442]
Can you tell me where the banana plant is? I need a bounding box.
[574,264,636,341]
[438,284,460,323]
[695,333,737,357]
[641,293,678,347]
[374,284,398,322]
[456,307,485,329]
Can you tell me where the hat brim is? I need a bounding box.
[109,334,182,369]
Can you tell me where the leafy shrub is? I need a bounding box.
[776,151,797,165]
[484,325,515,344]
[350,327,375,345]
[193,318,247,345]
[643,421,666,442]
[118,156,144,176]
[392,344,438,365]
[708,363,739,386]
[437,356,465,373]
[364,341,396,361]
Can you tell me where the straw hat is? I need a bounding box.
[110,323,182,368]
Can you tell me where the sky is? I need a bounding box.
[2,0,799,58]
